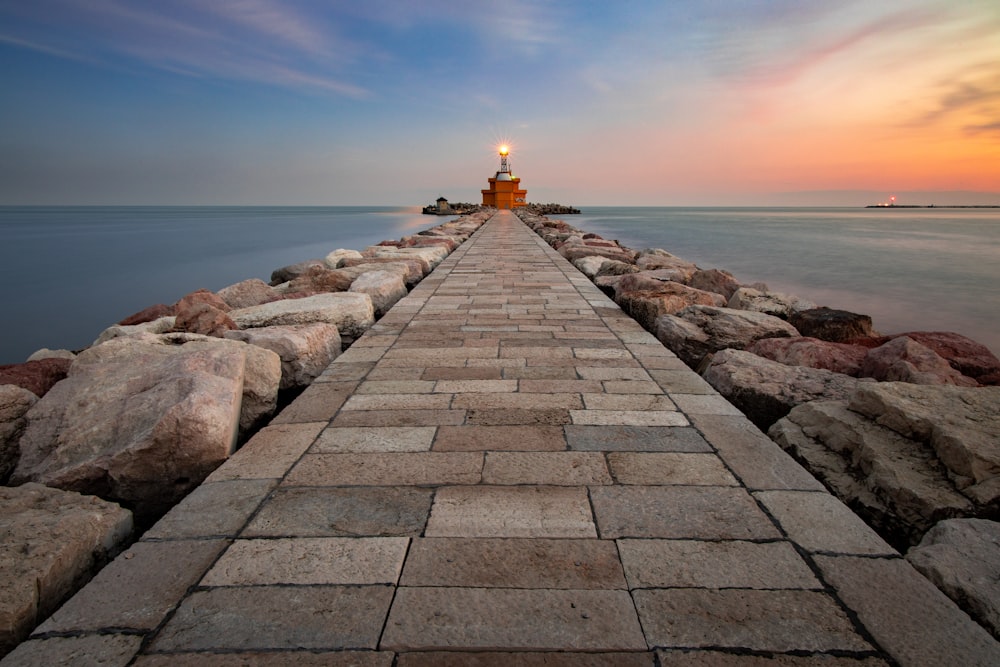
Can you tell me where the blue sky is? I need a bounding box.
[1,0,998,205]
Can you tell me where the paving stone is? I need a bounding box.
[143,479,276,539]
[633,589,872,653]
[396,652,655,667]
[331,409,466,427]
[573,348,631,359]
[150,585,393,652]
[433,425,566,451]
[570,409,688,426]
[134,651,395,666]
[368,367,426,380]
[316,361,374,382]
[2,634,142,667]
[755,491,897,556]
[381,588,646,651]
[565,425,711,452]
[434,379,518,393]
[270,381,357,424]
[242,486,432,537]
[201,537,408,586]
[483,452,612,485]
[576,367,652,381]
[689,414,826,491]
[591,486,781,539]
[453,392,583,410]
[601,380,664,394]
[618,539,820,589]
[654,651,889,666]
[426,486,596,538]
[422,367,504,380]
[355,380,436,394]
[313,426,436,453]
[581,393,677,411]
[647,369,716,394]
[285,452,483,486]
[466,408,571,425]
[671,393,744,416]
[206,422,323,482]
[607,452,737,486]
[342,393,453,410]
[35,540,227,632]
[518,379,604,393]
[399,538,626,589]
[814,555,1000,666]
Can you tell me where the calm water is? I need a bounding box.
[1,206,998,365]
[574,207,1000,356]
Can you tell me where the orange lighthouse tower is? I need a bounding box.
[481,145,527,209]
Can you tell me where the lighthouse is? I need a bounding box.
[481,145,527,209]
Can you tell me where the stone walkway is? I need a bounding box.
[6,211,999,666]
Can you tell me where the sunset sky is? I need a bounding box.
[1,0,998,206]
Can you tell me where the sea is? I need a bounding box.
[1,206,998,365]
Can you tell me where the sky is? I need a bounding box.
[1,0,998,206]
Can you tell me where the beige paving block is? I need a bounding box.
[285,452,483,486]
[570,410,688,426]
[690,414,826,491]
[242,486,432,537]
[135,651,395,666]
[755,491,897,556]
[422,367,504,380]
[518,379,604,393]
[582,394,677,411]
[634,589,871,653]
[618,539,820,589]
[566,425,712,452]
[270,382,357,424]
[434,379,518,393]
[355,380,436,394]
[316,361,375,381]
[499,346,574,358]
[601,380,664,394]
[454,392,583,410]
[150,586,393,652]
[383,347,499,361]
[591,486,781,539]
[607,452,737,486]
[637,356,690,370]
[653,652,888,667]
[313,426,436,453]
[331,409,466,427]
[577,367,652,381]
[367,367,425,380]
[426,486,596,538]
[647,369,716,394]
[396,652,655,667]
[434,425,565,451]
[206,423,323,482]
[399,538,626,589]
[4,634,142,667]
[201,537,408,586]
[144,479,277,539]
[341,393,453,410]
[35,540,228,633]
[573,348,631,359]
[815,555,1000,666]
[483,452,612,485]
[381,588,646,651]
[671,393,743,416]
[334,347,387,363]
[502,366,579,379]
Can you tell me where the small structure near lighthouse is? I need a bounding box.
[482,145,527,209]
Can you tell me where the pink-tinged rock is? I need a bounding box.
[364,245,451,270]
[174,288,230,313]
[402,235,459,252]
[0,358,72,398]
[269,259,327,286]
[728,287,817,319]
[217,278,280,309]
[615,274,726,332]
[340,256,427,285]
[0,484,132,657]
[286,266,355,294]
[225,323,341,390]
[1,385,37,483]
[230,292,376,343]
[887,332,1000,385]
[749,337,869,376]
[655,306,800,368]
[790,307,874,343]
[861,337,978,387]
[11,333,280,517]
[173,302,238,337]
[376,239,403,247]
[93,317,177,346]
[118,303,174,326]
[634,249,698,281]
[703,348,874,430]
[688,268,741,301]
[348,270,408,317]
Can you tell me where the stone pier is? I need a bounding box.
[5,210,999,666]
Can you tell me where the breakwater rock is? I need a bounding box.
[516,207,1000,633]
[0,210,491,656]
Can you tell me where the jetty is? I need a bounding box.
[7,210,999,666]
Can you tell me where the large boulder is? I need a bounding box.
[225,322,341,390]
[558,241,634,265]
[861,336,979,387]
[702,348,874,430]
[217,278,280,309]
[687,268,741,301]
[1,385,37,483]
[0,484,132,657]
[25,349,76,362]
[229,292,375,343]
[906,518,1000,639]
[886,332,1000,385]
[285,266,355,294]
[92,316,176,346]
[615,273,726,332]
[340,256,426,286]
[0,359,73,398]
[655,306,799,369]
[633,249,698,281]
[572,256,610,279]
[117,303,174,326]
[174,288,230,313]
[324,248,364,269]
[595,260,640,277]
[366,245,449,270]
[728,287,817,319]
[789,307,874,343]
[11,333,280,517]
[348,270,407,317]
[749,337,869,376]
[173,290,236,337]
[269,259,327,285]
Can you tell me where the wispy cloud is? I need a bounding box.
[0,32,99,65]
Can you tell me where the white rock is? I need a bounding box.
[225,323,341,390]
[324,248,364,268]
[230,292,375,342]
[92,316,176,347]
[348,270,408,317]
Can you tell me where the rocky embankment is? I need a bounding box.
[516,207,1000,639]
[0,210,491,656]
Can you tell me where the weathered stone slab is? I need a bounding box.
[482,452,611,485]
[399,538,626,589]
[150,585,393,652]
[426,486,596,538]
[2,634,142,667]
[332,409,467,427]
[590,486,781,539]
[654,652,887,666]
[465,408,570,426]
[570,410,688,426]
[342,393,453,410]
[230,292,375,341]
[607,452,737,485]
[242,487,432,537]
[618,539,819,589]
[205,422,324,482]
[433,425,566,451]
[634,589,871,652]
[565,425,712,452]
[314,426,436,452]
[396,652,655,667]
[134,651,394,667]
[381,588,646,651]
[454,392,582,410]
[142,479,276,539]
[285,452,483,486]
